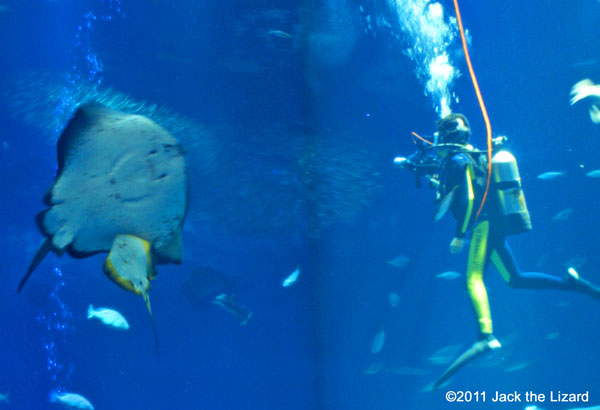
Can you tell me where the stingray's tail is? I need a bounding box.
[150,314,160,359]
[18,238,53,293]
[142,291,160,359]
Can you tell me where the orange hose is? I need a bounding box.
[452,0,493,221]
[411,131,434,145]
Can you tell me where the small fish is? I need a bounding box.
[537,171,565,180]
[87,305,129,330]
[571,59,599,68]
[504,361,530,372]
[427,344,463,365]
[50,391,94,410]
[586,170,600,178]
[571,79,600,124]
[282,267,300,287]
[387,255,410,269]
[590,104,600,123]
[364,362,385,375]
[434,186,457,221]
[435,271,461,280]
[370,330,385,353]
[552,208,574,221]
[268,29,292,39]
[570,79,600,105]
[388,292,400,307]
[546,332,560,340]
[212,293,253,325]
[0,392,8,403]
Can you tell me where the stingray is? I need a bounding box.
[18,102,188,354]
[183,266,252,325]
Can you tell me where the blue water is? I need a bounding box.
[1,1,600,409]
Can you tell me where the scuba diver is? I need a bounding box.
[396,113,600,389]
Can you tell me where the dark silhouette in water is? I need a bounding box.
[183,266,252,325]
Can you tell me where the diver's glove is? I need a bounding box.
[449,237,465,254]
[432,334,501,390]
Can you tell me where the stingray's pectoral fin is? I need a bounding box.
[142,290,160,359]
[18,238,54,293]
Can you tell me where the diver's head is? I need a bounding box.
[437,113,470,145]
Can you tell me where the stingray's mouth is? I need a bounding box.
[118,194,152,203]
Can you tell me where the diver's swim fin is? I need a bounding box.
[566,267,600,300]
[18,238,53,293]
[432,336,501,390]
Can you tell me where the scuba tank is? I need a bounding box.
[491,150,532,235]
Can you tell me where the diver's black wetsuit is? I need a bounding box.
[440,150,579,338]
[429,147,600,390]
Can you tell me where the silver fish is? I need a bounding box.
[571,59,600,68]
[552,208,574,221]
[212,293,253,325]
[504,361,530,372]
[435,271,461,280]
[586,170,600,178]
[387,255,410,269]
[282,267,300,287]
[571,79,600,124]
[268,29,292,39]
[536,171,565,180]
[370,330,385,353]
[50,391,94,410]
[388,292,400,307]
[570,79,600,105]
[434,186,457,221]
[590,104,600,123]
[427,344,463,365]
[87,305,129,330]
[364,362,385,375]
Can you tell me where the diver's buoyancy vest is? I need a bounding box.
[490,150,532,235]
[440,149,532,236]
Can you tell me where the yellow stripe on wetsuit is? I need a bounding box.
[466,220,493,335]
[459,163,475,236]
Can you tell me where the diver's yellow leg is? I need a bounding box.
[466,221,493,335]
